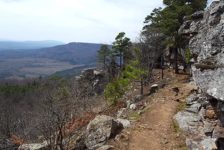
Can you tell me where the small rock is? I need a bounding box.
[185,103,202,113]
[150,84,159,94]
[116,119,131,128]
[126,100,131,109]
[203,121,215,136]
[117,108,128,119]
[130,104,137,110]
[205,107,217,119]
[186,94,198,105]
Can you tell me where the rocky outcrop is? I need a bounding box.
[179,1,224,101]
[76,68,107,95]
[84,115,123,150]
[177,1,224,149]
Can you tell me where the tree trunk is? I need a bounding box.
[120,51,122,69]
[103,55,106,69]
[161,54,164,79]
[174,47,179,74]
[140,78,144,95]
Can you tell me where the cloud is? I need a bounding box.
[0,0,24,2]
[0,0,163,43]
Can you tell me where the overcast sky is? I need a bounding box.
[0,0,213,44]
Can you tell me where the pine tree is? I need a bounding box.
[112,32,132,69]
[97,44,110,69]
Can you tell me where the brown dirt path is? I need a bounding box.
[110,72,196,150]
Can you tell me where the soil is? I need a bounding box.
[109,69,197,150]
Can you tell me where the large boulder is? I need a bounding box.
[174,111,202,134]
[85,115,123,150]
[186,138,217,150]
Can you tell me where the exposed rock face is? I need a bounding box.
[180,1,224,101]
[84,115,123,150]
[177,2,224,148]
[76,68,107,95]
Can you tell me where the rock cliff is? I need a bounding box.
[177,1,224,149]
[180,1,224,101]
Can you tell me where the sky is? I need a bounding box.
[0,0,213,44]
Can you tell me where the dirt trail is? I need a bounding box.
[111,72,196,150]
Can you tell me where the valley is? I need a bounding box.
[0,42,103,80]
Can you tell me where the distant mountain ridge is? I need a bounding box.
[0,42,106,80]
[36,42,103,64]
[0,40,64,50]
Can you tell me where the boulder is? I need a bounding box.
[174,111,202,134]
[85,115,123,150]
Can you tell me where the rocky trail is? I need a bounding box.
[108,71,197,150]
